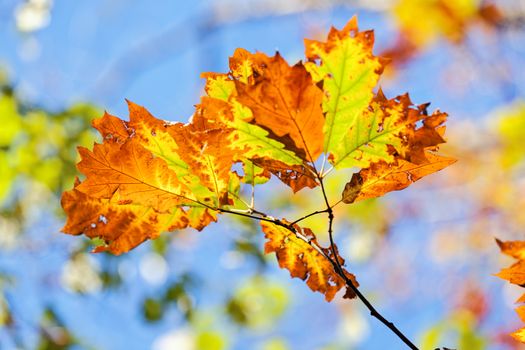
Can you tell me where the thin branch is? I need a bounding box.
[216,205,331,260]
[290,209,329,225]
[317,176,420,350]
[207,168,422,349]
[216,207,275,224]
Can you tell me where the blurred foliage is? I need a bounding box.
[225,276,289,329]
[498,103,525,169]
[37,308,76,350]
[421,311,486,350]
[195,330,227,350]
[143,274,196,322]
[392,0,499,46]
[0,74,101,349]
[261,338,289,350]
[0,76,100,218]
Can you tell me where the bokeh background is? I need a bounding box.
[1,0,525,349]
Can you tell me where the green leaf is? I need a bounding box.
[0,95,22,147]
[226,105,303,166]
[330,99,400,169]
[305,24,382,158]
[196,331,226,350]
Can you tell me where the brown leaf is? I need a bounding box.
[261,220,358,301]
[234,52,325,163]
[252,158,318,193]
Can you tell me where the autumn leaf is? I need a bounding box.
[342,153,456,204]
[198,98,303,168]
[62,182,214,254]
[495,238,525,343]
[304,17,383,160]
[61,103,224,254]
[496,239,525,260]
[495,239,525,290]
[339,93,454,204]
[495,260,525,286]
[234,52,325,162]
[261,220,358,301]
[201,58,320,192]
[512,307,525,343]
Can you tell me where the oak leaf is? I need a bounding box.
[496,239,525,343]
[496,239,525,260]
[234,52,325,162]
[304,17,383,160]
[512,307,525,343]
[342,153,456,204]
[62,182,213,254]
[261,220,358,301]
[61,103,223,254]
[339,93,454,204]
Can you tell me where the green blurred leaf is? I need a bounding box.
[498,102,525,168]
[0,94,21,147]
[261,338,289,350]
[37,308,75,350]
[226,276,288,329]
[196,331,226,350]
[143,297,164,322]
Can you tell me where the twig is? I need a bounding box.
[290,209,329,225]
[216,175,421,349]
[317,175,420,350]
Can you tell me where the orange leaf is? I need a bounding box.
[496,239,525,260]
[75,138,195,208]
[495,260,525,286]
[342,153,456,204]
[61,103,220,253]
[61,185,214,254]
[234,52,325,163]
[511,327,525,344]
[261,220,358,301]
[511,307,525,343]
[91,111,129,144]
[169,124,238,206]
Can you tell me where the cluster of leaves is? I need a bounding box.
[61,17,453,306]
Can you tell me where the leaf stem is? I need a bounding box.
[321,165,334,178]
[290,209,329,225]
